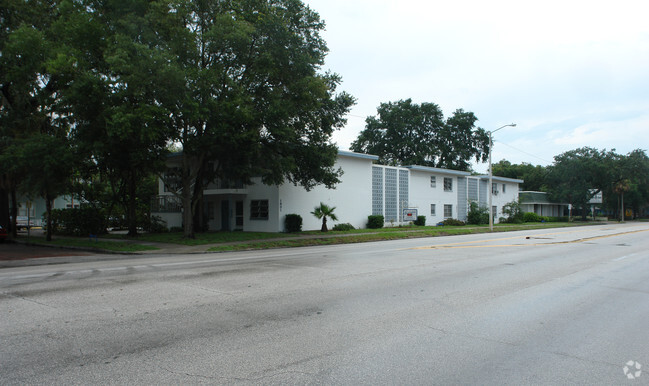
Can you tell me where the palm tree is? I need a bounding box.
[614,179,631,222]
[311,202,338,232]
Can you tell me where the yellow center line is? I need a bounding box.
[411,228,649,250]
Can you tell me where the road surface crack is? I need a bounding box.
[1,292,57,308]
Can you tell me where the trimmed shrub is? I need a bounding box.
[466,201,489,225]
[501,200,524,224]
[284,214,303,232]
[523,212,543,222]
[414,215,426,226]
[442,218,465,226]
[332,223,355,231]
[144,215,168,233]
[49,207,107,236]
[367,215,384,229]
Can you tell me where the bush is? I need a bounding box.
[414,215,426,226]
[144,215,168,233]
[332,223,355,231]
[441,218,465,226]
[523,212,543,222]
[49,207,108,236]
[284,214,303,232]
[501,200,524,224]
[466,202,489,225]
[367,215,384,229]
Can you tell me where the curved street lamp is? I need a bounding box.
[488,123,516,231]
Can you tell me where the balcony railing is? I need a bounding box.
[151,195,182,213]
[206,178,246,190]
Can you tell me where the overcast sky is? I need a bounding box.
[303,0,649,172]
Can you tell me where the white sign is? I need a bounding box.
[403,209,418,221]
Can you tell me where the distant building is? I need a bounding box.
[518,191,568,218]
[12,195,78,228]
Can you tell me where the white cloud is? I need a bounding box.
[306,0,649,167]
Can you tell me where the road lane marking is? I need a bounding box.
[413,228,649,250]
[613,253,638,261]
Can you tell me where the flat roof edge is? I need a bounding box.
[338,150,380,161]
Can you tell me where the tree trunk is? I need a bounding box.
[45,193,53,242]
[0,188,9,235]
[321,216,327,232]
[10,189,18,238]
[191,168,205,232]
[620,192,625,222]
[127,172,138,236]
[182,180,194,239]
[193,197,204,232]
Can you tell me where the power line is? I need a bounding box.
[495,140,553,164]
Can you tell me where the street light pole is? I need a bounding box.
[488,123,516,231]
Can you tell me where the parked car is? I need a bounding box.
[0,224,7,242]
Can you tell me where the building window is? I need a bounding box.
[492,183,498,195]
[444,204,453,218]
[250,200,269,220]
[430,204,436,216]
[430,176,436,188]
[502,184,506,194]
[492,206,497,219]
[372,166,384,216]
[444,177,453,192]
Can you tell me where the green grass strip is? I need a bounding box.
[116,231,293,245]
[206,222,583,252]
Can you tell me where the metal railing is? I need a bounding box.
[151,195,182,213]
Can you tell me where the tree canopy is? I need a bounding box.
[492,160,547,191]
[1,0,353,238]
[151,0,354,237]
[350,99,489,171]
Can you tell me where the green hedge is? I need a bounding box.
[284,214,303,232]
[367,215,384,229]
[332,223,355,231]
[414,215,426,226]
[48,207,108,236]
[441,218,465,226]
[522,212,565,222]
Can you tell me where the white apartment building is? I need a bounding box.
[153,151,523,232]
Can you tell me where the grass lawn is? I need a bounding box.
[21,236,160,252]
[121,231,294,245]
[207,222,582,252]
[22,221,591,253]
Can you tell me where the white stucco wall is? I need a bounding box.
[408,170,466,225]
[278,155,374,231]
[156,212,183,229]
[488,179,522,221]
[243,178,281,232]
[152,153,523,231]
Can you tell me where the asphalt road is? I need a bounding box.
[1,223,648,384]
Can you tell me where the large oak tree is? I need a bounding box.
[152,0,354,238]
[350,99,489,171]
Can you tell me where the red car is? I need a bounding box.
[0,224,7,242]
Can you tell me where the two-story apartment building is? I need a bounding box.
[152,151,523,232]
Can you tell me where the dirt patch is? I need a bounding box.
[0,243,91,260]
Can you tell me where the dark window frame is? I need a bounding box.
[250,199,269,220]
